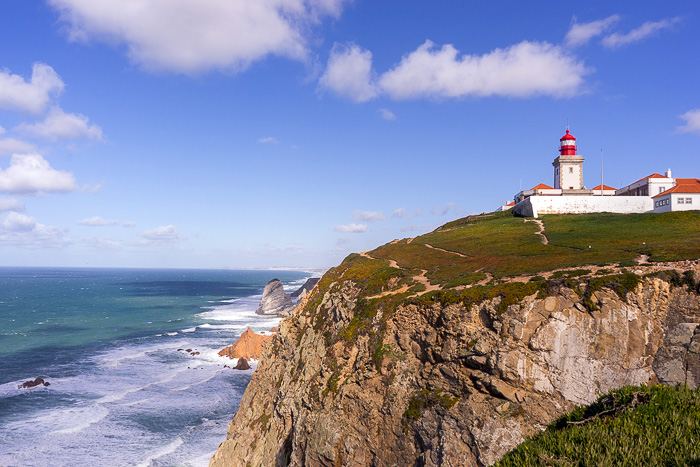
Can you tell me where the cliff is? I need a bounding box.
[211,211,700,466]
[218,327,273,360]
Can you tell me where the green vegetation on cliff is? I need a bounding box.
[496,384,700,467]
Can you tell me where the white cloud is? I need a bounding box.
[0,138,37,156]
[258,136,279,144]
[392,207,411,219]
[139,225,181,245]
[0,63,64,114]
[0,212,71,249]
[352,210,384,222]
[333,223,367,233]
[565,15,621,47]
[0,153,77,195]
[319,43,378,102]
[0,126,5,134]
[0,198,25,212]
[78,216,118,226]
[16,107,103,141]
[378,108,396,121]
[602,17,681,48]
[431,202,461,216]
[678,109,700,135]
[84,237,121,250]
[123,221,137,228]
[49,0,350,74]
[379,40,588,100]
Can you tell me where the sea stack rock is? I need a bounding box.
[234,357,251,370]
[218,327,273,360]
[255,279,293,316]
[291,277,320,300]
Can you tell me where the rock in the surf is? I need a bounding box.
[218,327,272,360]
[255,279,293,316]
[234,357,251,370]
[18,377,49,389]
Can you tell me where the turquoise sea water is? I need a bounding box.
[0,267,311,467]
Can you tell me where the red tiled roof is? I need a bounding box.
[631,173,665,185]
[506,201,515,206]
[653,179,700,197]
[531,183,554,190]
[592,184,617,191]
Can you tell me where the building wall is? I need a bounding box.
[654,194,700,212]
[513,196,654,218]
[559,162,583,190]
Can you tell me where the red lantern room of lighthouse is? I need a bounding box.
[552,128,585,190]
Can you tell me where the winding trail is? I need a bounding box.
[524,218,549,245]
[424,243,470,258]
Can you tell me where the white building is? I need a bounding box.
[509,128,698,217]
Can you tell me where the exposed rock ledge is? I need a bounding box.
[218,327,273,361]
[256,279,294,317]
[211,265,700,467]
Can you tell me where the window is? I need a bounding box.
[658,187,665,194]
[569,167,573,173]
[655,201,659,207]
[678,198,685,204]
[687,198,693,204]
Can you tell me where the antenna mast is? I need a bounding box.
[600,149,604,196]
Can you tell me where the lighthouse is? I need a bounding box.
[552,128,584,190]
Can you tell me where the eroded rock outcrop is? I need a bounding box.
[210,265,700,467]
[291,278,320,300]
[218,327,273,360]
[256,279,294,317]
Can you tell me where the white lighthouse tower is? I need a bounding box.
[552,128,584,191]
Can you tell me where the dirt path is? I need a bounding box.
[424,243,470,258]
[524,218,548,245]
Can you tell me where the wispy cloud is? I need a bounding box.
[0,198,25,212]
[352,210,384,222]
[258,136,279,144]
[431,202,461,216]
[333,223,367,233]
[0,138,37,156]
[78,216,118,226]
[565,15,621,47]
[138,225,181,245]
[378,108,396,121]
[602,17,681,48]
[678,109,700,135]
[320,43,378,102]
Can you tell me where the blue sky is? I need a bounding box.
[0,0,698,269]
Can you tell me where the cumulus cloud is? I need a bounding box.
[48,0,350,74]
[319,43,378,102]
[379,40,588,100]
[78,216,118,226]
[0,153,77,195]
[0,63,64,114]
[0,198,25,212]
[602,17,681,48]
[565,15,621,47]
[678,109,700,135]
[352,210,384,222]
[333,223,367,233]
[258,136,279,144]
[378,108,396,120]
[0,212,71,248]
[139,225,181,245]
[0,138,37,156]
[321,40,589,102]
[16,107,103,141]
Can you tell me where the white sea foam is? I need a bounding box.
[181,327,197,333]
[136,437,184,467]
[50,405,110,435]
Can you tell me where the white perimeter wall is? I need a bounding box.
[513,196,654,218]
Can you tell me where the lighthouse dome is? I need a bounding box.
[560,129,576,142]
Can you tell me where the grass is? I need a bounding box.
[495,384,700,467]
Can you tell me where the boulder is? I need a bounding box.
[218,327,273,360]
[19,377,49,389]
[235,357,251,370]
[255,279,293,316]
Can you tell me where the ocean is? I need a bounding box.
[0,267,312,467]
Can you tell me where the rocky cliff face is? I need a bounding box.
[219,327,273,360]
[256,279,294,317]
[211,263,700,467]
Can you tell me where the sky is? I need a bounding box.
[0,0,698,269]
